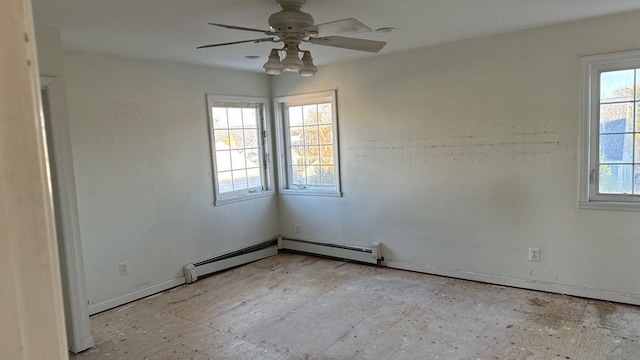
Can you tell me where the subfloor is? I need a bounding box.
[72,253,640,360]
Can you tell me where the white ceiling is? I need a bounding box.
[32,0,640,73]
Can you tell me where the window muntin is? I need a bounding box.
[207,95,272,205]
[580,50,640,210]
[276,90,341,196]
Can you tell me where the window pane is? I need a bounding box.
[218,171,233,193]
[318,125,333,145]
[227,108,243,128]
[289,127,304,146]
[214,129,230,146]
[636,102,640,132]
[636,134,640,164]
[306,166,320,185]
[600,103,633,133]
[320,166,335,185]
[291,165,305,184]
[320,145,334,165]
[289,106,303,126]
[244,128,258,148]
[304,126,319,146]
[601,69,634,103]
[229,129,244,149]
[303,105,318,125]
[290,146,305,166]
[637,69,640,101]
[318,103,332,124]
[216,150,231,172]
[305,146,320,165]
[232,170,247,190]
[247,168,261,189]
[600,164,633,194]
[211,108,228,129]
[634,165,640,195]
[600,133,633,163]
[242,108,257,128]
[231,150,246,170]
[245,148,260,167]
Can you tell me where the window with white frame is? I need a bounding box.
[275,90,341,196]
[207,95,272,205]
[580,50,640,210]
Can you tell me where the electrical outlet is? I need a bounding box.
[295,223,301,233]
[528,248,540,262]
[119,262,129,276]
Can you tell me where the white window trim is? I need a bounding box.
[274,89,342,197]
[206,94,274,206]
[579,49,640,211]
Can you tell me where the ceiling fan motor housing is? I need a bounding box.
[269,0,314,33]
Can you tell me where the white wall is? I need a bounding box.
[272,10,640,302]
[35,26,64,77]
[62,52,278,307]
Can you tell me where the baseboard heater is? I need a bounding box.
[183,237,383,284]
[183,239,278,283]
[278,237,382,265]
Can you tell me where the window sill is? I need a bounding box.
[279,189,342,197]
[215,190,275,206]
[577,200,640,212]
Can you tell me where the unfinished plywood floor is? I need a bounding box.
[71,253,640,360]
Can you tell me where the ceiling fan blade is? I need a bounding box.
[208,23,274,35]
[197,37,276,49]
[308,36,386,53]
[307,18,371,37]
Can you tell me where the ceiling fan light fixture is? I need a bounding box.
[263,49,283,75]
[281,48,303,72]
[199,1,387,76]
[299,51,317,76]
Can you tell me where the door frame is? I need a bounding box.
[41,76,94,353]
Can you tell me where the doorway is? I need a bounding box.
[41,76,94,353]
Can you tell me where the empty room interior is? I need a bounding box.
[22,0,640,358]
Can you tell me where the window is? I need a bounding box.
[207,95,272,205]
[275,90,341,196]
[580,50,640,210]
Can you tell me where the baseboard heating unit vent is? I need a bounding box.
[278,237,382,265]
[183,239,278,283]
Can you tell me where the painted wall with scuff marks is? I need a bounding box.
[272,10,640,300]
[60,52,277,306]
[35,26,64,77]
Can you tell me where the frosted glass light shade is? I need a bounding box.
[281,48,303,72]
[299,51,317,76]
[263,49,283,75]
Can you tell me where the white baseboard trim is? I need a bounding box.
[80,336,95,353]
[68,335,95,354]
[88,277,185,315]
[386,260,640,306]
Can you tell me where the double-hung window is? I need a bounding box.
[580,50,640,210]
[275,90,341,196]
[207,95,272,205]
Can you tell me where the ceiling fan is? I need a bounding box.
[197,0,387,76]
